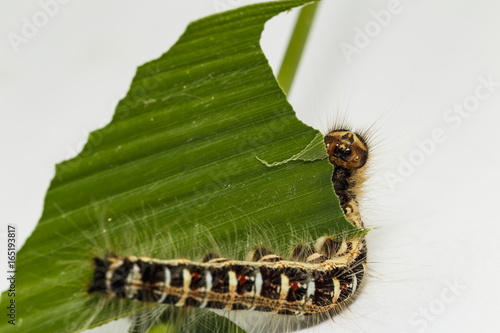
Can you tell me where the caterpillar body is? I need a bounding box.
[88,130,370,326]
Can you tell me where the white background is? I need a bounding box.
[1,0,500,332]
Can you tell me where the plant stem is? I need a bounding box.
[277,1,319,95]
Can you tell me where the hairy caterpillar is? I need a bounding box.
[87,128,371,332]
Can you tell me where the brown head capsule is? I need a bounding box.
[324,130,368,170]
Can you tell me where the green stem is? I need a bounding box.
[277,1,319,95]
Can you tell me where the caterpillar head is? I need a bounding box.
[324,130,368,170]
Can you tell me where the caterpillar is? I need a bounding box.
[88,129,370,329]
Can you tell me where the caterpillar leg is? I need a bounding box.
[248,246,283,262]
[314,236,343,258]
[305,252,328,263]
[258,254,283,262]
[290,243,313,262]
[248,247,270,261]
[202,252,219,262]
[313,236,366,272]
[202,253,229,264]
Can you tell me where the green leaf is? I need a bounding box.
[256,131,328,166]
[0,1,365,332]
